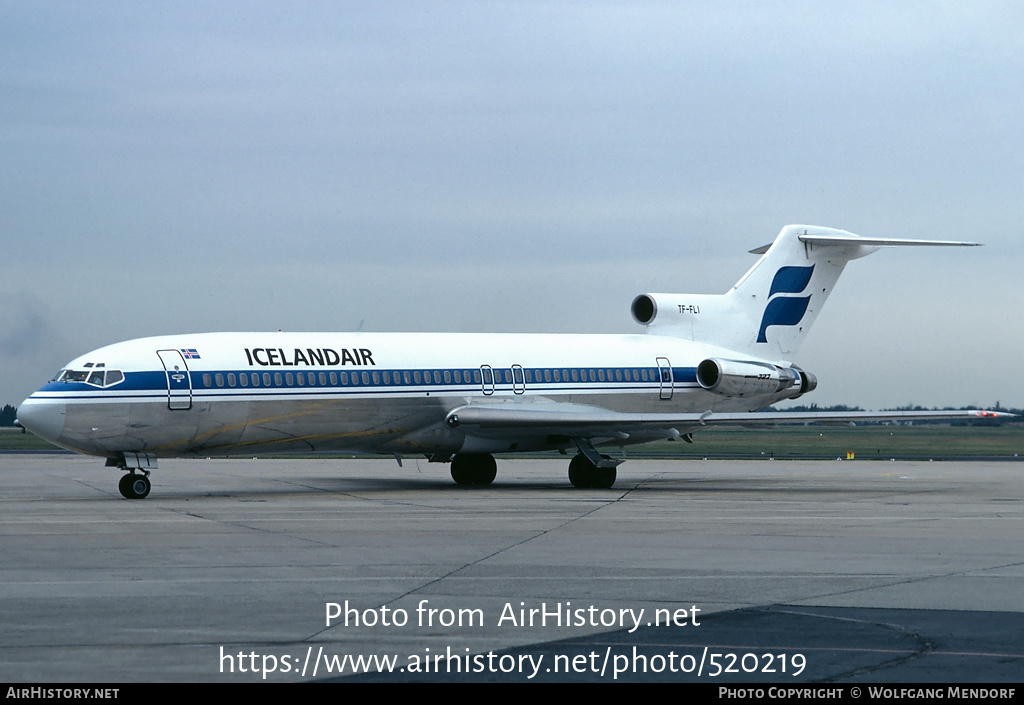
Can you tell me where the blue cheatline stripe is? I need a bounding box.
[37,365,700,397]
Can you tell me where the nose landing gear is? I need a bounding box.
[118,471,151,499]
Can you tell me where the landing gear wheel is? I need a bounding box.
[592,465,616,489]
[568,454,592,488]
[450,453,497,486]
[119,473,151,499]
[568,454,616,489]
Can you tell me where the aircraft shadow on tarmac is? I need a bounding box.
[85,461,951,501]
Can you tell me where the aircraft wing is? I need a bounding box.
[445,403,1013,440]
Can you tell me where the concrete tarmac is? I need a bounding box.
[1,454,1021,683]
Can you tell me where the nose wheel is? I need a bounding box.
[118,472,151,499]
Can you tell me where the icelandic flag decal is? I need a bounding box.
[181,348,201,359]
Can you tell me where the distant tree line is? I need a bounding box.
[0,405,16,426]
[772,402,1023,425]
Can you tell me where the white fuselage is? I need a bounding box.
[19,331,799,459]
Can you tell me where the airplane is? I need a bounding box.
[16,224,1010,499]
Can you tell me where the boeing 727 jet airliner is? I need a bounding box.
[17,225,1007,498]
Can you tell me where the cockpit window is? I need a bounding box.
[55,368,125,387]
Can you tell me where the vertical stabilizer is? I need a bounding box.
[630,225,979,360]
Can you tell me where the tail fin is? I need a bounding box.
[631,225,979,360]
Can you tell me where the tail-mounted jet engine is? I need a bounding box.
[696,358,817,399]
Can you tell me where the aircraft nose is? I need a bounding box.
[17,398,66,443]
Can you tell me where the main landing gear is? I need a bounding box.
[118,471,151,499]
[567,453,617,489]
[450,453,498,486]
[448,451,618,488]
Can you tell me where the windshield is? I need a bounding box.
[54,369,124,387]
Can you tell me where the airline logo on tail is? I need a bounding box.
[757,265,815,343]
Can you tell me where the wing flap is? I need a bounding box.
[446,404,1012,437]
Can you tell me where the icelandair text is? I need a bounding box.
[244,347,374,367]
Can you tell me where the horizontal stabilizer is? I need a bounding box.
[798,234,981,247]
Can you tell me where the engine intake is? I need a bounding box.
[697,358,814,399]
[631,295,658,325]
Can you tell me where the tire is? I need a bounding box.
[121,474,151,499]
[471,455,497,485]
[568,454,616,489]
[451,454,497,486]
[568,454,593,488]
[592,466,616,489]
[118,474,135,499]
[451,456,474,485]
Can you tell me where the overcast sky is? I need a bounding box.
[2,1,1022,409]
